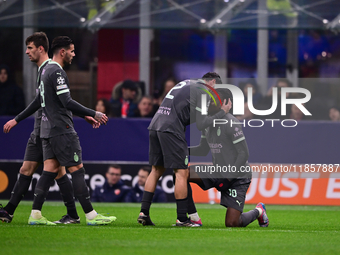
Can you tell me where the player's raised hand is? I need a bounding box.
[85,116,100,129]
[3,119,18,133]
[220,98,232,114]
[94,111,108,125]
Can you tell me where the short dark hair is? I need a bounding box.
[25,32,49,52]
[121,80,138,92]
[51,36,73,55]
[140,166,151,174]
[202,72,222,84]
[108,164,121,172]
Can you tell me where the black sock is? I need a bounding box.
[141,191,154,216]
[176,197,189,222]
[56,174,79,219]
[32,171,58,211]
[240,209,259,227]
[187,183,197,214]
[4,174,32,215]
[71,167,93,214]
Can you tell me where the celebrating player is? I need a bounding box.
[187,88,269,227]
[138,72,232,227]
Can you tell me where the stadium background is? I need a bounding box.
[1,0,340,206]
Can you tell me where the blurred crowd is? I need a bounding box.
[1,61,339,122]
[94,78,177,119]
[93,77,340,122]
[91,164,167,203]
[235,78,340,122]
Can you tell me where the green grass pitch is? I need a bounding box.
[0,201,339,255]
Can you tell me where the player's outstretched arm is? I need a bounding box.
[3,119,18,133]
[3,94,41,133]
[58,91,108,124]
[84,116,100,129]
[94,111,108,125]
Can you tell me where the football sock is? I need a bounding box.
[85,210,98,220]
[187,183,197,215]
[176,197,189,222]
[256,207,263,216]
[31,209,42,220]
[4,173,32,215]
[240,209,259,227]
[141,191,154,215]
[188,212,200,222]
[32,171,58,211]
[71,167,93,214]
[56,174,79,219]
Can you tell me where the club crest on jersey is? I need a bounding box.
[217,127,221,136]
[57,76,65,85]
[74,152,79,162]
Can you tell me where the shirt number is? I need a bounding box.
[228,189,237,198]
[39,81,45,107]
[165,81,187,100]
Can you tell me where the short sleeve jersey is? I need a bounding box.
[148,79,225,137]
[39,61,76,138]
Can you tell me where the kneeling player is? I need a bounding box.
[186,89,269,227]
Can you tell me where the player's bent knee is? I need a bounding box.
[174,169,189,178]
[19,162,38,176]
[67,164,83,173]
[19,167,34,176]
[225,220,240,228]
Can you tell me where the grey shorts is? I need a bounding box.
[149,130,188,169]
[201,177,251,212]
[42,133,82,167]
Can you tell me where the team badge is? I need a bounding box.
[114,189,121,195]
[217,127,221,136]
[57,76,65,85]
[184,156,189,165]
[74,152,79,162]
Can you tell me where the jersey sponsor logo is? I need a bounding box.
[157,106,171,115]
[217,127,221,136]
[208,143,222,154]
[57,76,65,85]
[208,143,222,149]
[57,84,68,90]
